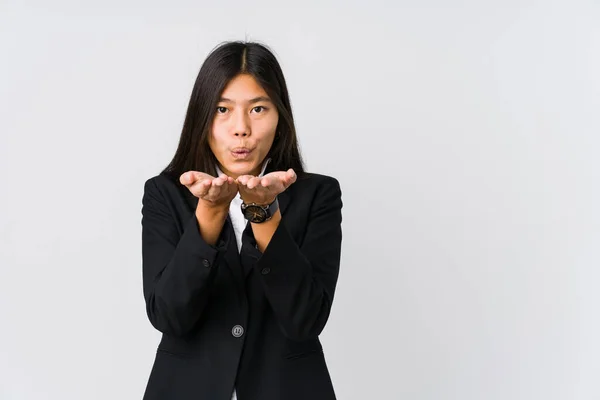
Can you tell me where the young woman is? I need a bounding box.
[141,41,343,400]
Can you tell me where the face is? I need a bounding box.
[208,73,279,180]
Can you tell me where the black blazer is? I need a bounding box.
[140,169,343,400]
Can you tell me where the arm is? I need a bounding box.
[251,207,282,253]
[254,178,343,341]
[141,178,230,337]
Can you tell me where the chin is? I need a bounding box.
[227,163,256,176]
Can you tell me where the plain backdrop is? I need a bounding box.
[1,1,599,399]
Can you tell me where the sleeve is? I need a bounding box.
[141,177,229,337]
[255,178,343,341]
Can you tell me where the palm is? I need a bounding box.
[236,169,296,204]
[179,171,238,207]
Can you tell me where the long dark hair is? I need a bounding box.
[161,40,306,181]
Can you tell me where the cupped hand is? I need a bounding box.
[236,169,297,205]
[180,171,238,209]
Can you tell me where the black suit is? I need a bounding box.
[140,170,343,400]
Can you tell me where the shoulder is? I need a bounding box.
[295,172,341,191]
[143,171,187,200]
[289,172,342,204]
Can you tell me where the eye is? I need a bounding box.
[216,106,228,114]
[252,106,267,113]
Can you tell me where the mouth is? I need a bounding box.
[231,148,253,159]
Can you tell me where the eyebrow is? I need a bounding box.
[218,96,272,104]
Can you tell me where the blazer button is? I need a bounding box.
[261,267,271,275]
[202,259,210,268]
[231,325,244,338]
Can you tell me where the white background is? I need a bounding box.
[1,1,599,399]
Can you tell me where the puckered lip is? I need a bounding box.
[231,147,253,153]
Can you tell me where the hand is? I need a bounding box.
[236,169,297,205]
[180,171,238,209]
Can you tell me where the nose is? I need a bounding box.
[232,109,250,137]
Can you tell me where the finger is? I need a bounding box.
[241,175,256,188]
[196,179,212,197]
[208,177,237,199]
[216,176,237,191]
[260,176,271,187]
[218,173,233,184]
[206,181,223,198]
[248,177,262,190]
[236,175,249,186]
[180,171,194,186]
[275,172,287,185]
[285,169,297,185]
[190,171,214,185]
[212,176,226,187]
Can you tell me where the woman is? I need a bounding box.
[141,40,343,400]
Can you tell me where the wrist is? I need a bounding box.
[196,199,229,217]
[240,195,278,206]
[241,196,279,223]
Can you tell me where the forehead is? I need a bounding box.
[220,74,270,101]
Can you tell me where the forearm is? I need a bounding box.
[251,208,282,253]
[253,179,343,341]
[142,178,231,336]
[196,201,229,246]
[255,219,341,341]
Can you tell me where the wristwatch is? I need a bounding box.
[241,197,279,223]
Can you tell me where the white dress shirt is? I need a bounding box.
[214,157,271,400]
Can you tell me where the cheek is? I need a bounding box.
[257,117,278,139]
[210,127,228,150]
[266,113,279,130]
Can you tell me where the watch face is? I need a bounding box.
[243,205,267,222]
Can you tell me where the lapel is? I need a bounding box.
[238,189,291,279]
[274,188,291,217]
